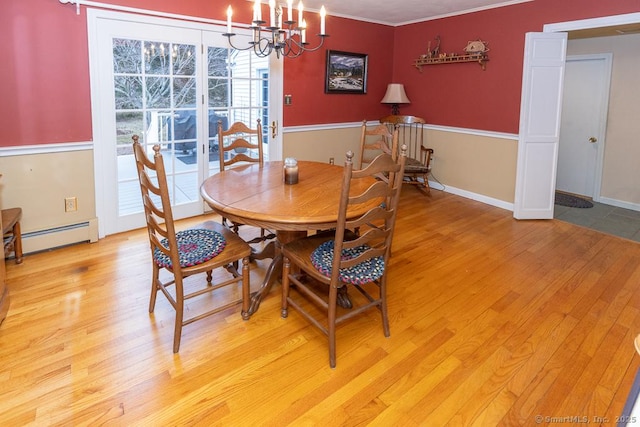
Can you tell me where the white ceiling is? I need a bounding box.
[297,0,534,26]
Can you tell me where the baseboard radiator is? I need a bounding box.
[22,218,99,254]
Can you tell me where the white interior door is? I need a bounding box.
[513,32,568,220]
[556,54,611,199]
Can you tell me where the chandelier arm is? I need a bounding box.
[255,36,275,57]
[279,34,327,58]
[223,34,260,52]
[299,35,328,53]
[281,42,302,59]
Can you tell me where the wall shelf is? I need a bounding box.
[414,53,489,72]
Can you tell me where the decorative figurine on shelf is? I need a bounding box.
[424,35,441,59]
[463,39,489,56]
[414,36,489,71]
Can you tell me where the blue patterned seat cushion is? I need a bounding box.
[310,240,384,285]
[154,228,226,269]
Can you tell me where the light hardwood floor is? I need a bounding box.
[2,188,640,425]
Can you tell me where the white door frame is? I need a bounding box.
[267,55,284,162]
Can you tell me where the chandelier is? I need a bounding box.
[225,0,328,59]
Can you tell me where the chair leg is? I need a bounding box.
[149,264,159,312]
[328,285,339,369]
[423,173,431,195]
[281,257,291,318]
[12,221,22,264]
[380,279,390,337]
[173,277,185,353]
[241,257,250,320]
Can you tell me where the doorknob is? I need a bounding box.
[270,121,278,139]
[588,136,598,143]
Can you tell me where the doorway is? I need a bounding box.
[514,12,640,220]
[556,54,611,200]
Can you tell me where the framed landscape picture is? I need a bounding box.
[325,50,368,94]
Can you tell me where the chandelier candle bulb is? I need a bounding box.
[301,19,307,43]
[298,1,304,26]
[269,0,276,27]
[226,6,232,34]
[287,0,293,22]
[320,6,326,35]
[253,0,261,23]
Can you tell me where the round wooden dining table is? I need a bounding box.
[200,160,379,315]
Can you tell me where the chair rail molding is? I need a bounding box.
[0,142,93,157]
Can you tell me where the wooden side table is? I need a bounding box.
[2,207,23,263]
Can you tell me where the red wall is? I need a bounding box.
[284,17,394,126]
[1,1,93,146]
[1,0,639,146]
[393,0,640,133]
[0,0,393,147]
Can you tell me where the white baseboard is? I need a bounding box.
[597,196,640,212]
[22,218,99,254]
[429,180,514,212]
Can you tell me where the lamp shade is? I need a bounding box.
[380,83,410,104]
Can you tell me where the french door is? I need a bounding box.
[88,9,282,237]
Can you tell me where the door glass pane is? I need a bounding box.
[173,44,195,75]
[113,37,199,216]
[114,76,142,109]
[173,77,196,107]
[208,78,229,108]
[144,41,171,75]
[113,39,141,74]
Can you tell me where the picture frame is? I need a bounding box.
[325,50,368,94]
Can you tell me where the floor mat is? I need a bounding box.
[555,191,593,208]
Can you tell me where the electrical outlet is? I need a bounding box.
[65,197,77,212]
[329,157,334,165]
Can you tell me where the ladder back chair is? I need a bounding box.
[281,146,407,368]
[380,115,434,195]
[132,135,252,353]
[358,120,399,172]
[218,119,264,170]
[217,119,275,244]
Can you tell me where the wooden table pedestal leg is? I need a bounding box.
[247,230,306,315]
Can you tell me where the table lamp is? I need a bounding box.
[380,83,410,115]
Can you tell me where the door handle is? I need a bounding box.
[270,121,278,139]
[588,136,598,143]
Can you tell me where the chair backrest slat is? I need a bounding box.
[358,120,399,170]
[218,119,264,171]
